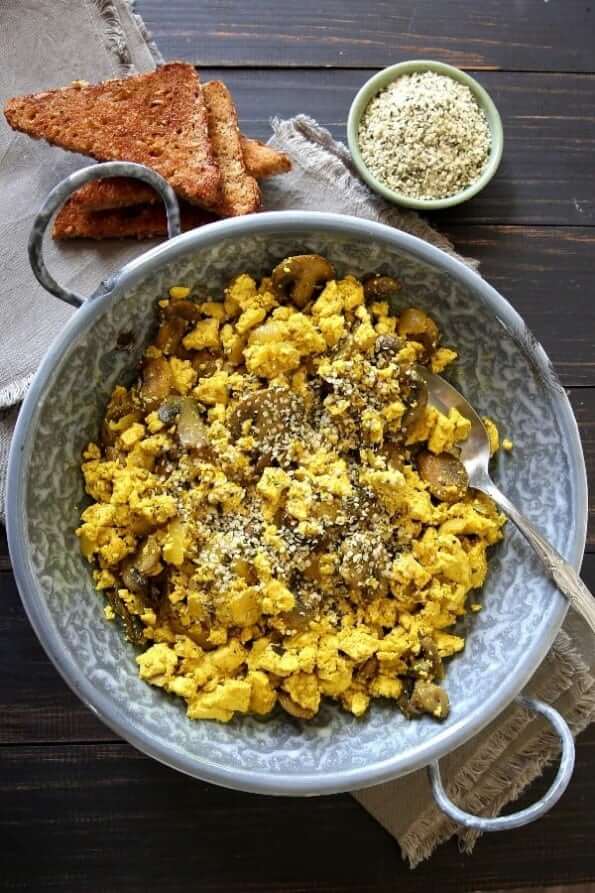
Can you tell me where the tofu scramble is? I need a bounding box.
[76,255,506,724]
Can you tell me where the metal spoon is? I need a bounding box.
[415,365,595,634]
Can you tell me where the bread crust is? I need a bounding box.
[53,201,215,240]
[4,63,221,208]
[65,137,291,211]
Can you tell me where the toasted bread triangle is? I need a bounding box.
[240,137,291,179]
[203,81,260,216]
[4,63,221,208]
[53,201,215,240]
[67,136,291,211]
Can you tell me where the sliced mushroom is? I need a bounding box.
[402,378,428,436]
[120,564,147,596]
[140,356,173,410]
[101,389,141,446]
[374,334,404,368]
[356,656,379,684]
[280,586,321,632]
[363,274,401,302]
[105,589,145,645]
[229,387,308,468]
[272,254,335,308]
[155,317,186,355]
[191,350,219,378]
[278,691,316,720]
[176,397,211,454]
[120,536,162,596]
[413,636,444,681]
[407,679,450,719]
[164,299,201,322]
[339,531,390,595]
[157,397,182,425]
[398,307,439,356]
[104,387,136,421]
[380,441,405,471]
[417,451,468,502]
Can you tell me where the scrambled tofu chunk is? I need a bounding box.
[77,258,506,725]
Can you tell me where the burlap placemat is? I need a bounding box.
[1,0,593,867]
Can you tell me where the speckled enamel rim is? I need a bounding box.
[7,209,587,798]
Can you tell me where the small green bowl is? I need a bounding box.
[347,60,504,211]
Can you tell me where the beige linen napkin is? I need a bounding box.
[0,0,162,496]
[1,1,594,867]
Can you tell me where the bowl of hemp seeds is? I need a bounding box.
[347,60,503,210]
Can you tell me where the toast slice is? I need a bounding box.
[67,137,291,211]
[53,201,215,240]
[4,63,221,208]
[203,81,260,217]
[240,137,291,178]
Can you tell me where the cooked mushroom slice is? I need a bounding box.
[120,536,162,595]
[229,387,308,467]
[272,255,335,308]
[380,441,404,471]
[375,334,402,355]
[155,317,186,355]
[402,378,428,435]
[374,334,404,367]
[356,656,379,684]
[140,355,173,410]
[417,450,468,502]
[176,397,210,454]
[281,586,321,632]
[105,589,145,645]
[339,531,390,595]
[157,397,182,425]
[408,680,450,719]
[191,349,219,378]
[278,692,316,720]
[398,307,439,355]
[120,563,147,596]
[363,274,401,302]
[164,299,201,322]
[101,388,141,446]
[413,636,444,681]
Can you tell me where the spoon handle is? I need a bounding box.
[480,481,595,635]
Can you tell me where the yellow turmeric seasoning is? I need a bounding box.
[77,258,506,723]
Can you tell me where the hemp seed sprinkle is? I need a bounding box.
[358,71,491,200]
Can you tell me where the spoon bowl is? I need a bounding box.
[417,365,595,633]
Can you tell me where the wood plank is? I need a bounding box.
[572,389,595,547]
[2,552,594,746]
[194,68,595,227]
[0,524,7,570]
[0,570,115,744]
[442,228,595,387]
[137,0,595,73]
[1,729,594,891]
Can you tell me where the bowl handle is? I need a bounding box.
[428,696,575,831]
[28,161,182,308]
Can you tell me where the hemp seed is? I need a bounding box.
[357,71,491,200]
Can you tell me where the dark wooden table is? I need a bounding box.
[3,2,595,890]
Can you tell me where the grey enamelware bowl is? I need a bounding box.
[7,164,586,829]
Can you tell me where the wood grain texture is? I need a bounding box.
[1,728,594,892]
[191,68,595,227]
[139,0,595,73]
[441,228,595,387]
